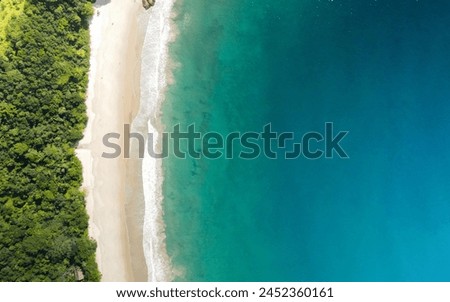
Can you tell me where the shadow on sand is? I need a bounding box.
[94,0,111,8]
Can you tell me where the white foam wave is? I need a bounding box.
[132,0,176,282]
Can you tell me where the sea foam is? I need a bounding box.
[132,0,176,281]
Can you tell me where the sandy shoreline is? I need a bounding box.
[76,0,176,281]
[132,0,176,281]
[76,0,148,281]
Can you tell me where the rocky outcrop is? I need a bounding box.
[142,0,155,10]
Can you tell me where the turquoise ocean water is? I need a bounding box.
[160,0,450,281]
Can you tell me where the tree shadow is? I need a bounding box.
[94,0,112,8]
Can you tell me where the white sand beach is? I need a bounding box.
[76,0,176,282]
[76,0,148,281]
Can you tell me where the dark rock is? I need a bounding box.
[142,0,155,10]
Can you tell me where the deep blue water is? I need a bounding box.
[161,0,450,281]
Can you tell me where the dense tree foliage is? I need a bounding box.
[0,0,26,56]
[0,0,100,281]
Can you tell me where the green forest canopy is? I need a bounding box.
[0,0,100,281]
[0,0,26,56]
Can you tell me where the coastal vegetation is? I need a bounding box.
[0,0,25,56]
[0,0,100,281]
